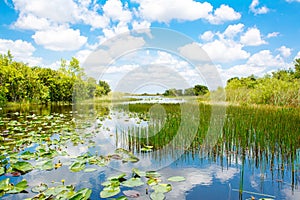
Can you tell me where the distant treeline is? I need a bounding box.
[0,51,110,105]
[163,85,209,96]
[225,58,300,107]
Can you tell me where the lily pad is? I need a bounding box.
[147,177,161,186]
[31,183,48,193]
[146,171,161,178]
[150,192,165,200]
[152,184,172,193]
[69,161,85,172]
[69,188,92,200]
[100,186,120,198]
[132,168,146,177]
[0,167,4,176]
[109,173,126,181]
[0,178,12,191]
[167,176,185,182]
[11,161,34,173]
[41,160,54,171]
[84,168,97,173]
[7,179,28,194]
[121,178,144,187]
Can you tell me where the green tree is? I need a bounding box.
[98,80,111,95]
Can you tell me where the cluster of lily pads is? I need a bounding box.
[99,168,185,200]
[1,110,187,199]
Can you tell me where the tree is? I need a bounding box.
[194,85,209,96]
[98,80,111,95]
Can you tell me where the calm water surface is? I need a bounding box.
[0,100,299,200]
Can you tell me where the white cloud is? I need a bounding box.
[12,0,109,30]
[12,0,79,24]
[295,51,300,59]
[200,31,215,42]
[277,46,292,58]
[223,23,244,38]
[247,50,284,67]
[32,27,87,51]
[207,4,241,24]
[0,38,42,66]
[202,39,250,63]
[240,27,266,46]
[249,0,269,15]
[133,0,213,23]
[12,14,53,30]
[267,32,279,38]
[103,0,132,23]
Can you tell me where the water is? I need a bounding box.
[0,100,299,200]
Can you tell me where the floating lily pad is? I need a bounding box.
[69,161,85,172]
[167,176,185,182]
[150,192,165,200]
[152,184,172,193]
[109,173,126,181]
[69,188,92,200]
[146,171,161,178]
[121,178,144,187]
[11,161,34,174]
[132,168,146,177]
[31,183,48,193]
[147,177,161,186]
[100,186,120,198]
[7,179,28,194]
[84,168,97,173]
[0,167,4,176]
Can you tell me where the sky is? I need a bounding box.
[0,0,300,92]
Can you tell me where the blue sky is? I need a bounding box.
[0,0,300,90]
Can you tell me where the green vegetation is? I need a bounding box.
[163,84,209,96]
[0,51,110,106]
[226,58,300,107]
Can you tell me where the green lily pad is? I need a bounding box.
[100,186,120,198]
[121,178,144,187]
[38,160,54,171]
[69,188,92,200]
[108,173,126,181]
[152,184,172,193]
[146,171,161,178]
[0,178,12,191]
[31,183,48,193]
[167,176,186,182]
[69,161,85,172]
[147,177,161,186]
[20,151,35,160]
[132,168,146,177]
[7,179,28,194]
[84,168,97,173]
[11,161,34,173]
[150,192,165,200]
[0,167,4,176]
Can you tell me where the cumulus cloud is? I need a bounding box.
[240,27,266,46]
[32,27,87,51]
[249,0,269,15]
[202,39,250,63]
[200,31,215,42]
[103,0,132,23]
[12,0,109,30]
[0,39,42,66]
[207,4,241,24]
[223,23,244,38]
[277,46,292,58]
[133,0,213,23]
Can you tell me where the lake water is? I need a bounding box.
[0,99,299,200]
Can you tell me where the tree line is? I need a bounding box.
[163,85,209,96]
[0,51,110,105]
[225,58,300,107]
